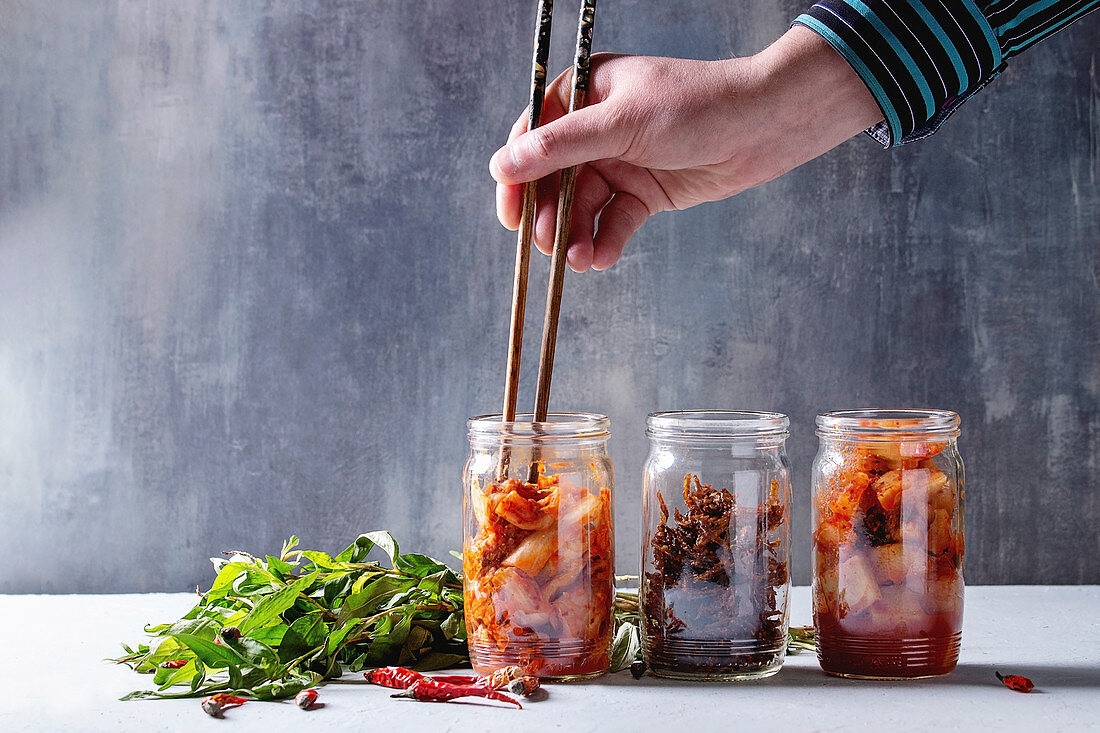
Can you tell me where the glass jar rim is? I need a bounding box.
[646,410,789,439]
[816,409,960,439]
[467,412,610,440]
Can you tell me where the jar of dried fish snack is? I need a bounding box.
[812,409,964,679]
[463,412,615,680]
[640,411,791,680]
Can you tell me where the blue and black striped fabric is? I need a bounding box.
[794,0,1100,146]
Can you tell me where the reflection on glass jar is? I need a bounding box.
[812,409,965,679]
[462,413,614,680]
[640,411,791,680]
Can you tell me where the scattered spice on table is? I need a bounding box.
[201,693,247,718]
[294,689,320,710]
[996,671,1035,693]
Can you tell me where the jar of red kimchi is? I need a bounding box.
[640,411,791,680]
[812,409,964,679]
[463,412,615,680]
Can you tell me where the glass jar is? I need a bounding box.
[462,412,615,680]
[640,411,791,680]
[812,409,965,679]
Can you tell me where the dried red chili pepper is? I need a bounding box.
[158,659,188,669]
[201,693,247,718]
[364,666,426,689]
[996,671,1035,693]
[294,689,320,710]
[391,678,522,709]
[425,674,480,685]
[365,665,532,701]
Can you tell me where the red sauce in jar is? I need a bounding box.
[813,441,964,679]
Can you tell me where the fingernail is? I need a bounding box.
[566,244,589,273]
[492,145,519,177]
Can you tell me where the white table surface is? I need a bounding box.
[1,586,1096,732]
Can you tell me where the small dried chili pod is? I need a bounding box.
[158,659,188,669]
[364,666,425,689]
[219,626,242,641]
[504,676,541,697]
[486,665,525,689]
[391,678,522,709]
[201,698,224,718]
[294,688,319,710]
[201,693,247,718]
[996,671,1035,693]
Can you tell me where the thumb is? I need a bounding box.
[489,105,623,184]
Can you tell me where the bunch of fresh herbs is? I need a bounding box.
[114,532,468,701]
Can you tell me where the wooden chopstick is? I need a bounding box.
[527,0,597,483]
[532,0,596,424]
[499,0,555,481]
[502,0,554,426]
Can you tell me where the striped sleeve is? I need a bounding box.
[793,0,1100,147]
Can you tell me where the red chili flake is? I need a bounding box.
[201,693,248,718]
[158,660,188,669]
[391,678,522,709]
[294,689,320,710]
[996,671,1035,693]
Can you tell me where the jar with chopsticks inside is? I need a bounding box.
[463,412,615,680]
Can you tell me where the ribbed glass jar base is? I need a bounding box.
[817,632,961,679]
[644,637,785,681]
[469,638,609,681]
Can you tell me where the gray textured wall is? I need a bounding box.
[1,1,1097,593]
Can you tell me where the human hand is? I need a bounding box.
[490,26,883,272]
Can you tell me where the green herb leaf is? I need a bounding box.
[336,531,400,565]
[609,617,642,672]
[174,633,246,669]
[279,614,328,664]
[237,571,318,635]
